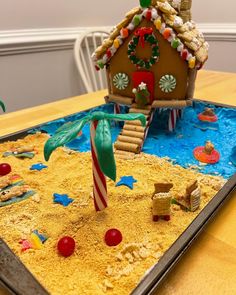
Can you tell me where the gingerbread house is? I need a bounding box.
[92,0,208,155]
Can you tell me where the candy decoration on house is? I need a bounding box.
[92,0,208,155]
[193,141,220,164]
[44,112,146,211]
[128,27,159,70]
[0,99,6,112]
[140,0,152,8]
[152,182,173,221]
[198,107,218,122]
[133,82,150,107]
[159,75,176,93]
[113,73,129,90]
[173,180,201,212]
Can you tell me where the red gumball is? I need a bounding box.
[0,163,11,176]
[57,236,75,257]
[105,229,123,247]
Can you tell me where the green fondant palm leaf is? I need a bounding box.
[95,119,116,181]
[0,100,6,112]
[44,110,146,182]
[44,118,89,161]
[104,113,146,127]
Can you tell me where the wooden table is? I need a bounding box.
[0,70,236,295]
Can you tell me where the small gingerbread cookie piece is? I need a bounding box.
[0,175,12,190]
[12,145,34,154]
[0,185,28,202]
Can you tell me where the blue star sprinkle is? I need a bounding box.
[32,230,48,243]
[115,176,137,190]
[53,193,74,207]
[30,163,48,171]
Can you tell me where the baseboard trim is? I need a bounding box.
[0,23,235,56]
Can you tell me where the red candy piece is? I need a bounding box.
[181,49,188,60]
[105,229,123,247]
[193,147,220,164]
[145,10,152,21]
[0,163,11,176]
[106,49,112,59]
[57,236,75,257]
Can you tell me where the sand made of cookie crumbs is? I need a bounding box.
[0,133,225,295]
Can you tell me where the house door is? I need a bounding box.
[132,71,155,104]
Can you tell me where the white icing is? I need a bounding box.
[110,46,117,55]
[127,23,135,31]
[102,55,108,63]
[117,36,123,45]
[91,53,97,62]
[139,82,147,90]
[173,16,183,27]
[142,8,148,17]
[160,23,166,34]
[151,8,158,20]
[187,53,193,61]
[177,44,184,52]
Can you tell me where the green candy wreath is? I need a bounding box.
[127,32,159,70]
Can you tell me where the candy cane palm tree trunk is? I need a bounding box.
[90,120,108,211]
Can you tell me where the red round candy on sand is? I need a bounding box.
[0,163,11,176]
[105,229,122,247]
[57,236,75,257]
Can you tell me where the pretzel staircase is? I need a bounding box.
[114,103,154,159]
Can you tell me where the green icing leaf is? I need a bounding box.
[55,118,91,134]
[94,119,116,182]
[0,100,6,112]
[44,118,88,161]
[104,113,146,127]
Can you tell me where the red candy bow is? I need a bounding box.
[135,27,153,48]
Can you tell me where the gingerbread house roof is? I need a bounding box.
[92,0,208,70]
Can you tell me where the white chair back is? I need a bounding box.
[74,29,110,93]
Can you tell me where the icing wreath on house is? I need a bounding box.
[92,0,209,155]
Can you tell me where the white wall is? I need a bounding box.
[0,0,235,113]
[192,0,236,23]
[0,0,235,29]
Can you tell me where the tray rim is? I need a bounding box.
[0,98,235,295]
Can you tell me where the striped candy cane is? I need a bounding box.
[114,103,121,115]
[90,120,108,211]
[168,109,177,132]
[177,109,183,119]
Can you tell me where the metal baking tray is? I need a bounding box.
[0,99,235,295]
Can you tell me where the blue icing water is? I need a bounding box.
[30,102,236,179]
